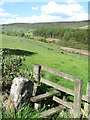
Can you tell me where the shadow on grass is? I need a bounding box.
[2,48,37,56]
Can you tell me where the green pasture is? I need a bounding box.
[2,34,88,95]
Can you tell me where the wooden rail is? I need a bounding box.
[40,77,74,96]
[30,90,61,102]
[32,64,89,118]
[41,65,81,83]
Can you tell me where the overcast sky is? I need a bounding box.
[0,0,89,24]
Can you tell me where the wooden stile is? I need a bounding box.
[32,64,88,118]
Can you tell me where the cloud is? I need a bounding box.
[32,6,38,10]
[29,14,62,23]
[1,14,62,24]
[0,8,18,18]
[0,1,88,24]
[44,1,87,21]
[41,1,87,20]
[0,8,19,24]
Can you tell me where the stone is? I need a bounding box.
[9,77,33,110]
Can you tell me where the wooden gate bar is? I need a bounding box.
[40,77,74,96]
[30,90,61,102]
[41,65,81,83]
[53,96,73,109]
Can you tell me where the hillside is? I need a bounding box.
[2,20,88,29]
[1,20,88,50]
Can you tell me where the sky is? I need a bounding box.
[0,0,89,24]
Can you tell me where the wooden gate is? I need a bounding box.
[30,64,90,118]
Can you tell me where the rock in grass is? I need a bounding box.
[9,77,33,110]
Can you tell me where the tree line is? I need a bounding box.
[33,27,88,50]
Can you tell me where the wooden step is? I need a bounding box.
[39,105,66,118]
[53,96,73,109]
[30,90,61,102]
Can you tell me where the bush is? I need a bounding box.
[2,55,33,91]
[36,37,46,42]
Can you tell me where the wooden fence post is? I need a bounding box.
[84,81,90,118]
[73,80,83,118]
[33,64,41,110]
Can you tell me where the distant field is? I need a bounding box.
[2,34,88,95]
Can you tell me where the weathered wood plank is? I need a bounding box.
[33,64,41,109]
[40,77,74,96]
[53,96,73,109]
[39,105,66,118]
[33,64,41,96]
[30,90,61,102]
[73,81,83,118]
[33,64,41,82]
[41,65,81,83]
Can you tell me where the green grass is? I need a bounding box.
[2,34,88,119]
[2,34,88,95]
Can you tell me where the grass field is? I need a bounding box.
[2,34,88,95]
